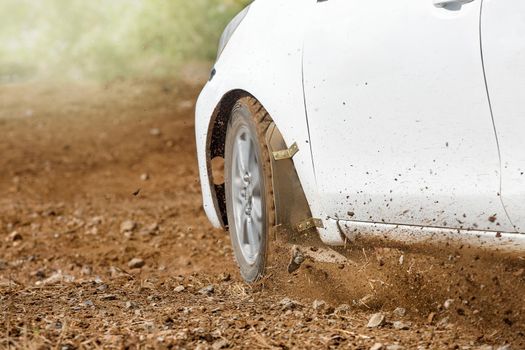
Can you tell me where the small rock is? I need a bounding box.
[120,220,137,233]
[97,283,108,292]
[367,313,385,328]
[163,316,174,328]
[393,321,411,330]
[80,266,92,276]
[370,343,384,350]
[36,271,74,286]
[125,301,138,310]
[280,297,301,311]
[100,294,118,301]
[31,269,46,280]
[141,223,159,235]
[128,258,145,269]
[89,216,103,226]
[443,299,454,309]
[199,285,214,295]
[212,339,229,350]
[386,345,405,350]
[335,304,351,314]
[7,231,22,242]
[149,128,161,136]
[287,245,305,273]
[478,346,494,350]
[496,345,511,350]
[312,299,327,311]
[140,173,150,181]
[0,279,18,288]
[219,272,231,282]
[174,285,185,293]
[143,321,155,332]
[83,300,94,307]
[147,295,161,302]
[393,307,406,317]
[399,255,404,265]
[436,316,449,328]
[86,227,98,235]
[141,281,155,290]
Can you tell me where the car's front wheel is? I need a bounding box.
[225,97,274,283]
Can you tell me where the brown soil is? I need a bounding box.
[1,76,524,349]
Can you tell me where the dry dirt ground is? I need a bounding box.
[1,75,524,349]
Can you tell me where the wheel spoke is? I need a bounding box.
[236,136,250,174]
[251,166,261,190]
[234,191,244,206]
[232,175,243,190]
[252,197,263,223]
[246,218,259,255]
[241,215,250,245]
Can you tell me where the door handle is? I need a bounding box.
[433,0,474,8]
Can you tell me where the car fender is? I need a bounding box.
[195,0,321,231]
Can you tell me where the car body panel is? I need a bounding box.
[339,219,525,252]
[302,0,514,232]
[195,0,318,228]
[481,0,525,232]
[196,0,525,248]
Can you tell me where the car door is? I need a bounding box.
[302,0,514,232]
[481,0,525,233]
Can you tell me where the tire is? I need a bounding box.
[225,97,275,283]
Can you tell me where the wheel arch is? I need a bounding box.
[207,89,250,228]
[206,91,312,233]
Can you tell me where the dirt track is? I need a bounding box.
[1,75,524,349]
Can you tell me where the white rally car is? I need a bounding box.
[195,0,525,282]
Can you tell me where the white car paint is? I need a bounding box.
[303,0,513,233]
[195,0,525,249]
[481,0,525,233]
[196,0,318,228]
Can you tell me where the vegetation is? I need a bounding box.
[0,0,251,81]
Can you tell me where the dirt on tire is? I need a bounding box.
[1,74,524,349]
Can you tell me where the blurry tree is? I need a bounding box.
[0,0,251,81]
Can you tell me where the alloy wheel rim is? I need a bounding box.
[231,126,263,265]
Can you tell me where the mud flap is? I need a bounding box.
[265,123,313,234]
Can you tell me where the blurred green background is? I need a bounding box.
[0,0,250,82]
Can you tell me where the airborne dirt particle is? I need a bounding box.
[287,245,305,273]
[127,258,145,269]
